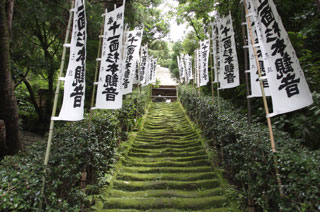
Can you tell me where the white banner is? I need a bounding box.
[143,56,152,86]
[246,2,271,98]
[199,40,210,86]
[249,0,313,116]
[140,45,148,85]
[177,56,184,83]
[55,0,86,121]
[181,54,188,83]
[151,58,157,83]
[185,54,193,83]
[122,29,143,95]
[196,49,200,88]
[218,13,240,89]
[212,21,220,83]
[95,5,125,110]
[133,59,140,84]
[149,57,154,84]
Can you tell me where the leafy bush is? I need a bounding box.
[0,91,149,211]
[179,86,320,212]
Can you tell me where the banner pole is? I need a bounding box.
[38,1,75,211]
[88,13,105,131]
[214,35,221,112]
[244,0,283,197]
[241,2,252,126]
[209,28,215,105]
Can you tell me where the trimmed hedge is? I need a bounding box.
[0,91,149,211]
[179,86,320,212]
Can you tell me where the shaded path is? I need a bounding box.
[94,102,231,212]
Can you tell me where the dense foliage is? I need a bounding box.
[0,91,149,211]
[179,86,320,212]
[173,0,320,149]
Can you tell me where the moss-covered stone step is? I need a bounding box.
[112,179,220,191]
[120,166,213,174]
[106,187,223,198]
[126,155,208,163]
[122,159,209,168]
[96,209,229,212]
[128,149,206,158]
[116,172,217,181]
[132,141,202,149]
[130,145,203,153]
[102,196,227,210]
[133,138,200,146]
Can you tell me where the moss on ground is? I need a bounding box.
[91,102,241,212]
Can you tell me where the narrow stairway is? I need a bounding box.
[94,102,230,212]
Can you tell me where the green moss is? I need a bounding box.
[92,102,239,212]
[116,172,217,181]
[103,196,227,210]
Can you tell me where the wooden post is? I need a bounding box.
[243,0,284,197]
[39,1,75,211]
[88,13,105,131]
[241,4,252,125]
[209,28,215,105]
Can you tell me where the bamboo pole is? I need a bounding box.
[214,30,221,112]
[88,13,105,131]
[243,0,284,197]
[241,4,252,126]
[39,1,75,211]
[209,26,215,105]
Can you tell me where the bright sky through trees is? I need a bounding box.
[158,0,191,42]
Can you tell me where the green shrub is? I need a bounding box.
[179,86,320,212]
[0,91,149,211]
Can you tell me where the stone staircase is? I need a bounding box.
[93,103,232,212]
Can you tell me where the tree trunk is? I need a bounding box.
[5,0,14,34]
[316,0,320,12]
[0,0,21,156]
[22,77,43,122]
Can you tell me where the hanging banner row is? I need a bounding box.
[178,0,313,117]
[55,0,158,121]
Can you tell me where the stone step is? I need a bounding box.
[106,187,223,198]
[112,179,220,191]
[127,149,206,158]
[126,155,208,163]
[129,146,203,154]
[120,166,213,174]
[122,159,209,168]
[101,196,227,210]
[116,172,217,181]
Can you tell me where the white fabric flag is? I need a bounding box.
[140,45,148,85]
[149,57,154,84]
[122,29,143,95]
[181,54,188,83]
[177,56,184,83]
[133,59,140,84]
[187,55,193,82]
[143,56,151,87]
[95,5,125,110]
[184,54,190,83]
[249,0,313,116]
[218,13,240,89]
[212,21,220,83]
[246,2,271,98]
[55,0,86,121]
[199,40,210,87]
[196,49,201,88]
[151,59,157,83]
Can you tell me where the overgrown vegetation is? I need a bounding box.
[179,86,320,212]
[0,90,150,211]
[173,0,320,149]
